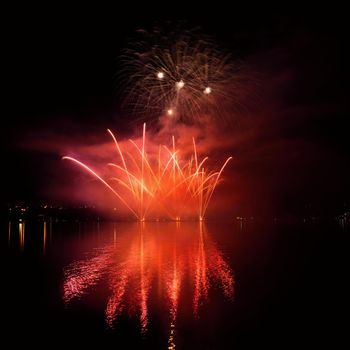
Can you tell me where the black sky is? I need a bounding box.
[2,4,349,216]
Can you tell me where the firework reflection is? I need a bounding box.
[63,222,234,343]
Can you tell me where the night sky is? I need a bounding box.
[2,5,349,217]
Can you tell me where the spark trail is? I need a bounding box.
[63,123,232,221]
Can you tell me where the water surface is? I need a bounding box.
[1,219,347,348]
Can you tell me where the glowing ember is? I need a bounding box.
[204,86,211,94]
[63,123,232,221]
[176,80,185,89]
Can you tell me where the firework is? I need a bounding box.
[63,123,231,221]
[118,27,243,124]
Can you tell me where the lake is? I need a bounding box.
[1,219,347,348]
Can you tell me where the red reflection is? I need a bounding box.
[63,222,234,340]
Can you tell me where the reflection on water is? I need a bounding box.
[7,220,52,255]
[43,221,47,255]
[2,218,347,348]
[63,222,234,346]
[19,221,25,251]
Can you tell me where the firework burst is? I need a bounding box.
[118,27,244,124]
[63,124,231,221]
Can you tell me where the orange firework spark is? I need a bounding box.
[63,123,232,221]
